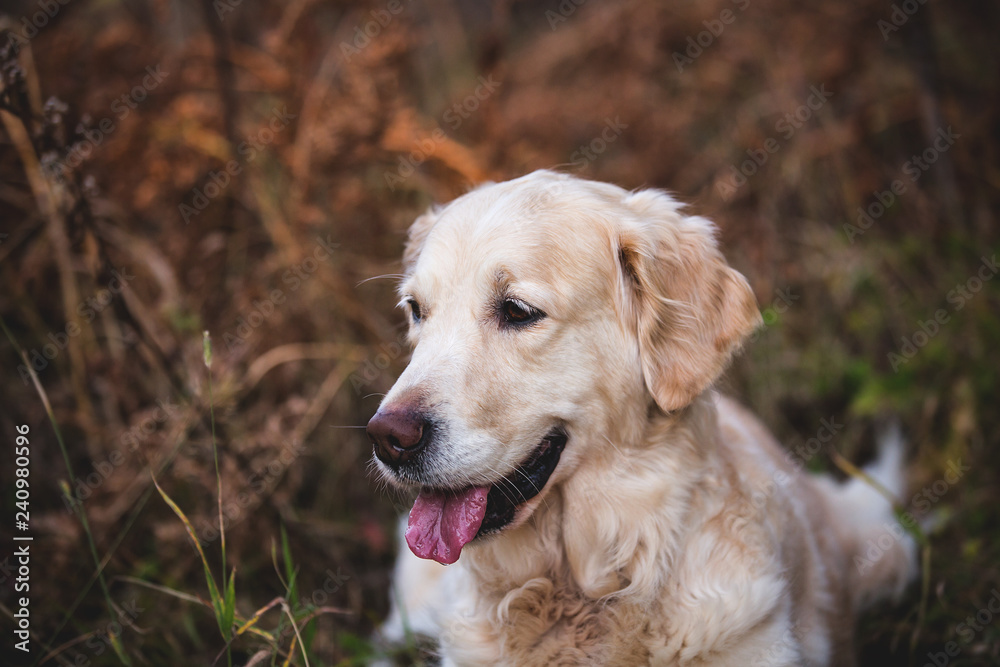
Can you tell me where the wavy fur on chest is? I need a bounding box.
[432,397,840,666]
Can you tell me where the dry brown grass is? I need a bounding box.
[0,0,997,664]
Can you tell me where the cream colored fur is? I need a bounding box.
[374,170,915,666]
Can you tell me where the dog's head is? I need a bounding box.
[368,170,761,564]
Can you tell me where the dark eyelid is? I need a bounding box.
[507,298,532,312]
[405,297,422,321]
[499,297,545,327]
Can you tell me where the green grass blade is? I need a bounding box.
[204,331,227,578]
[109,630,130,664]
[1,317,130,666]
[280,524,300,611]
[223,567,237,640]
[151,474,226,638]
[203,331,232,667]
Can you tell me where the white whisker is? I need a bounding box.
[357,273,407,287]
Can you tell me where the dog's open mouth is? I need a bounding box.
[404,430,567,565]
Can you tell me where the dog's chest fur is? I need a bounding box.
[441,563,655,666]
[428,423,831,666]
[437,487,703,667]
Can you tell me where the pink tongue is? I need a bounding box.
[405,485,489,565]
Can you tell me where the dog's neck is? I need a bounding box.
[465,393,719,601]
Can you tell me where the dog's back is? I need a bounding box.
[714,395,916,665]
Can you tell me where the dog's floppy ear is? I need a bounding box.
[618,190,762,412]
[402,206,440,272]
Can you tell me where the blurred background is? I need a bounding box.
[0,0,997,664]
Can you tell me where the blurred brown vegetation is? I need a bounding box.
[0,0,997,664]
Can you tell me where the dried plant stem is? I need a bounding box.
[0,318,130,666]
[0,106,97,449]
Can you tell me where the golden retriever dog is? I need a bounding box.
[368,170,915,666]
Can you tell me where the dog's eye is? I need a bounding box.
[501,299,544,326]
[406,298,422,322]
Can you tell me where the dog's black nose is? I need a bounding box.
[368,409,428,467]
